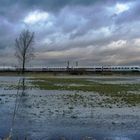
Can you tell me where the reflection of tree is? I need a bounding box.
[6,77,28,140]
[21,78,25,96]
[15,77,29,139]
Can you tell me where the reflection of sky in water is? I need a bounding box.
[97,137,132,140]
[0,76,140,139]
[106,137,132,140]
[88,77,140,84]
[114,137,131,140]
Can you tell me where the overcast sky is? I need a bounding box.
[0,0,140,67]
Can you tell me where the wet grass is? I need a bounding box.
[31,77,140,106]
[1,76,140,106]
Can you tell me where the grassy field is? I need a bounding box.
[1,73,140,107]
[30,76,140,107]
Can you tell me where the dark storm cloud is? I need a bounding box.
[0,0,99,19]
[0,0,135,16]
[0,0,140,66]
[18,0,136,12]
[20,0,100,11]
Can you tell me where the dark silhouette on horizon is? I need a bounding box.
[15,30,35,74]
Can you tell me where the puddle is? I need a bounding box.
[87,77,140,84]
[0,76,140,140]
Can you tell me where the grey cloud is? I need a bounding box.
[0,0,140,66]
[115,1,140,25]
[21,0,100,12]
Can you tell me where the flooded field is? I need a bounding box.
[0,75,140,140]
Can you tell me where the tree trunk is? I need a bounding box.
[22,57,25,74]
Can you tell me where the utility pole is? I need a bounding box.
[67,61,70,69]
[76,61,78,67]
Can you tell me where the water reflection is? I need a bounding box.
[12,77,31,139]
[0,77,29,139]
[0,76,140,140]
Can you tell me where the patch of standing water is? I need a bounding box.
[0,76,140,139]
[87,76,140,84]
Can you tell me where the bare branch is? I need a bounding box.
[15,30,35,74]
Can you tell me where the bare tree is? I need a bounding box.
[15,30,35,74]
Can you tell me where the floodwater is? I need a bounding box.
[0,76,140,140]
[88,76,140,84]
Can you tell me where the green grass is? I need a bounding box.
[1,76,140,106]
[31,77,140,106]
